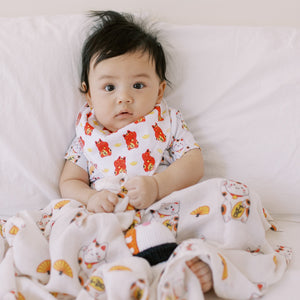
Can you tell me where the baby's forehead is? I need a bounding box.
[90,49,154,69]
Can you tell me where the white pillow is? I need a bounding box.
[0,15,299,217]
[0,15,88,216]
[163,24,300,215]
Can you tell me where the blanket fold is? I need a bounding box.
[0,178,291,300]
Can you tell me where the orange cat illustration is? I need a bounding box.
[84,122,94,136]
[114,156,127,175]
[154,105,164,121]
[134,116,146,123]
[95,139,112,158]
[123,130,139,150]
[142,149,155,172]
[152,123,166,142]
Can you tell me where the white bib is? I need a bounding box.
[76,100,172,180]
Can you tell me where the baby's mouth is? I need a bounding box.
[115,111,133,118]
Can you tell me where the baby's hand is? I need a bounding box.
[87,190,119,213]
[125,176,158,209]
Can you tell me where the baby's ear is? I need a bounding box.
[81,81,88,93]
[81,82,92,107]
[156,80,167,104]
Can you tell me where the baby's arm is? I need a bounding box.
[125,148,203,209]
[59,161,118,213]
[154,148,203,199]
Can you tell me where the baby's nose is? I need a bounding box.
[117,88,133,104]
[118,95,133,103]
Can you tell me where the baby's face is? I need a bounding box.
[85,51,166,132]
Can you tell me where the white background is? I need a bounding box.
[1,0,300,27]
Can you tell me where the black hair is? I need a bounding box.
[80,10,168,93]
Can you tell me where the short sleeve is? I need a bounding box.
[64,136,88,171]
[162,108,201,164]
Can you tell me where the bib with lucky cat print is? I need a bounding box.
[76,100,171,181]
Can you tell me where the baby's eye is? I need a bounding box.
[133,82,144,89]
[105,84,115,92]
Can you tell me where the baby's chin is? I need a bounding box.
[106,111,150,132]
[107,119,137,132]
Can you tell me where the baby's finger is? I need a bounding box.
[107,193,119,205]
[123,179,133,189]
[126,189,137,200]
[100,200,115,213]
[124,176,140,189]
[129,198,142,209]
[93,204,105,213]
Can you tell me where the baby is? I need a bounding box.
[59,10,212,293]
